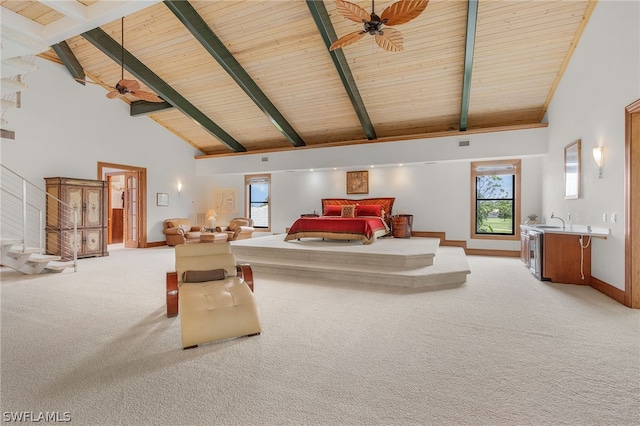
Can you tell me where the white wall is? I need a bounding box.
[199,138,546,251]
[196,127,548,175]
[543,0,640,290]
[0,58,203,243]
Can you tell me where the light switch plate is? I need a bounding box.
[611,213,617,223]
[603,213,608,222]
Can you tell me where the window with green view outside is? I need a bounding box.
[471,160,520,240]
[475,174,515,235]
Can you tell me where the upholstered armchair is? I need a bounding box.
[166,243,261,349]
[163,218,205,246]
[215,217,255,241]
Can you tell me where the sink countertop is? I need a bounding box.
[521,224,610,238]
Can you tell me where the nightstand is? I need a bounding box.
[392,214,413,238]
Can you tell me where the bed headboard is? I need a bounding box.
[321,198,395,224]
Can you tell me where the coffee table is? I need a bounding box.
[200,232,228,243]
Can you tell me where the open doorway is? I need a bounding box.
[625,99,640,308]
[98,162,148,248]
[107,174,125,244]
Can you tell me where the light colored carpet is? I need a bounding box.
[231,235,470,288]
[1,244,638,425]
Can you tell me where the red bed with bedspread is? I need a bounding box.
[284,198,395,245]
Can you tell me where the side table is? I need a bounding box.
[392,214,413,238]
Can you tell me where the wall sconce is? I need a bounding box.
[177,181,183,194]
[593,147,604,178]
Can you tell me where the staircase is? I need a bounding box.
[0,164,77,274]
[1,55,38,140]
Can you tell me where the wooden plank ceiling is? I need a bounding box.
[2,0,595,157]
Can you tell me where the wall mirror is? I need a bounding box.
[564,139,581,199]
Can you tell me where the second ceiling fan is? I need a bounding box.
[107,17,164,103]
[330,0,429,52]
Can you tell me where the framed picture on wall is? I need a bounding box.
[157,192,169,206]
[346,170,369,194]
[213,187,238,213]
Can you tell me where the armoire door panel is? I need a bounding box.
[85,188,102,227]
[65,187,84,228]
[84,229,102,254]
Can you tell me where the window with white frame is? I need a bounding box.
[245,174,270,231]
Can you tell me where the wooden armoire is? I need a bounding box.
[45,177,109,259]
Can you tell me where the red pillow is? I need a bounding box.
[356,204,384,218]
[323,205,342,216]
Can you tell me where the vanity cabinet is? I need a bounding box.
[542,233,591,285]
[45,177,109,260]
[520,226,592,285]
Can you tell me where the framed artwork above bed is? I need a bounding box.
[346,170,368,194]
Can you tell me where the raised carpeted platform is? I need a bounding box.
[231,235,470,289]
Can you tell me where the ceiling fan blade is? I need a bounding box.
[381,0,429,26]
[333,0,371,23]
[330,30,366,51]
[106,91,122,99]
[118,79,140,91]
[131,90,164,103]
[375,27,404,52]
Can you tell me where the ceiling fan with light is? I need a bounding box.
[330,0,429,52]
[76,17,164,103]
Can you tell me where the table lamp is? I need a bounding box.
[206,209,217,229]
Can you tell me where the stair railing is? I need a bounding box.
[0,164,78,271]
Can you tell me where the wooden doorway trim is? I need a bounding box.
[123,171,141,248]
[625,99,640,308]
[98,162,148,248]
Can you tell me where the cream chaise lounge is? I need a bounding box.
[166,243,261,349]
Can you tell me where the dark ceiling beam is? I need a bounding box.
[53,40,173,117]
[81,27,247,152]
[51,41,85,84]
[306,0,376,140]
[130,100,174,117]
[164,0,305,148]
[460,0,479,132]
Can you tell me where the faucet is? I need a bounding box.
[550,212,565,229]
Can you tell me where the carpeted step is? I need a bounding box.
[231,235,438,268]
[234,245,470,289]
